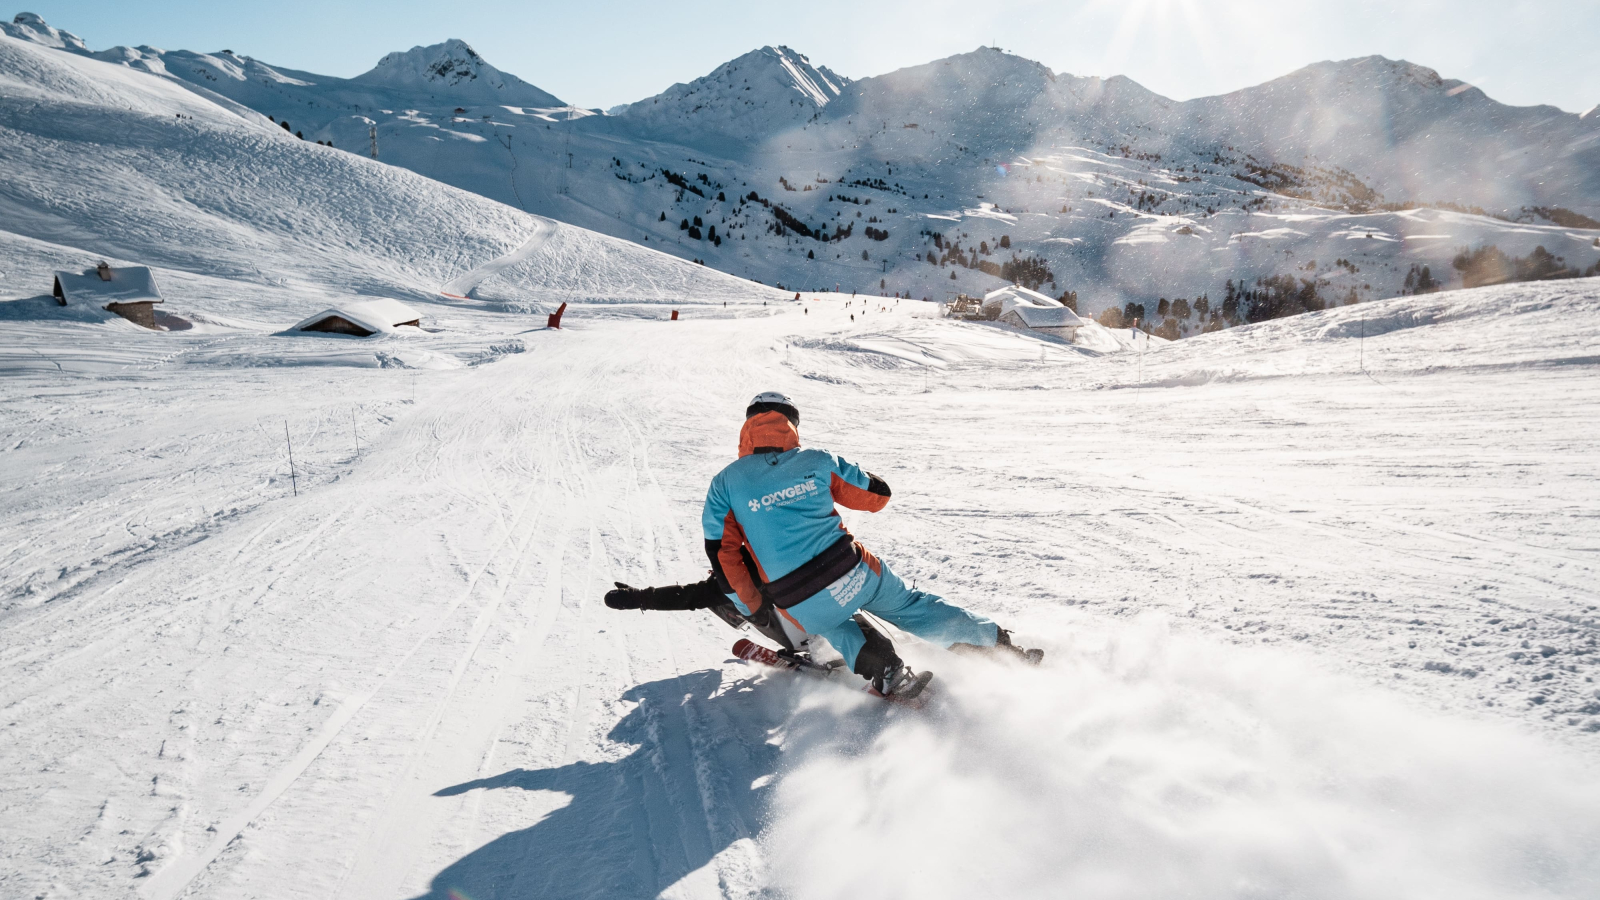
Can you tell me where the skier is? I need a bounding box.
[606,392,1040,699]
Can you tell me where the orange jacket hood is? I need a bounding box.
[739,411,800,458]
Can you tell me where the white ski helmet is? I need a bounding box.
[746,391,799,425]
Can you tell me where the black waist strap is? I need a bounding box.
[761,534,862,609]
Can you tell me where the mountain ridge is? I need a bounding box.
[5,11,1599,328]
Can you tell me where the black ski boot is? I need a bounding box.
[871,664,934,701]
[997,628,1045,665]
[850,613,934,702]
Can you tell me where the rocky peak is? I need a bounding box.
[353,39,563,107]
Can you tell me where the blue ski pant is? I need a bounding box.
[781,553,998,671]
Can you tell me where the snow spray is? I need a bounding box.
[761,613,1600,900]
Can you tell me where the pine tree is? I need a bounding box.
[659,212,666,221]
[862,250,869,261]
[999,235,1011,249]
[808,249,814,259]
[680,219,689,230]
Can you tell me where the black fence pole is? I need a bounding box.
[285,421,298,497]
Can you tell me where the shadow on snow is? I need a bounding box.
[409,669,784,900]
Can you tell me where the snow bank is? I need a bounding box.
[789,317,1087,374]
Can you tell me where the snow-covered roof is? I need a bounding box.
[982,285,1063,317]
[54,266,164,306]
[1003,305,1086,329]
[292,298,423,335]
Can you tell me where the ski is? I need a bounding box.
[732,638,934,707]
[732,637,841,678]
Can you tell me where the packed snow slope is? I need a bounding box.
[4,229,1600,900]
[11,12,1598,321]
[0,23,780,320]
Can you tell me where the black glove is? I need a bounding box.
[605,582,648,610]
[604,578,725,611]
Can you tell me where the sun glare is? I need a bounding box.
[1065,0,1244,98]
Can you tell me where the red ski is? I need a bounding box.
[732,638,934,707]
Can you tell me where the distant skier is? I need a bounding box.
[606,392,1040,698]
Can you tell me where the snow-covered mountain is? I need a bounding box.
[6,12,1600,332]
[1162,55,1600,216]
[0,15,585,139]
[0,20,779,324]
[802,46,1600,215]
[814,47,1169,152]
[610,45,847,148]
[0,9,81,49]
[353,38,565,108]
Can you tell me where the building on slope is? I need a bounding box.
[52,262,164,329]
[945,284,1085,338]
[1000,304,1086,341]
[291,299,423,336]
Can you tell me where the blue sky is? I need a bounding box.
[18,0,1600,114]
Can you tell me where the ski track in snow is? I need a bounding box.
[438,219,552,300]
